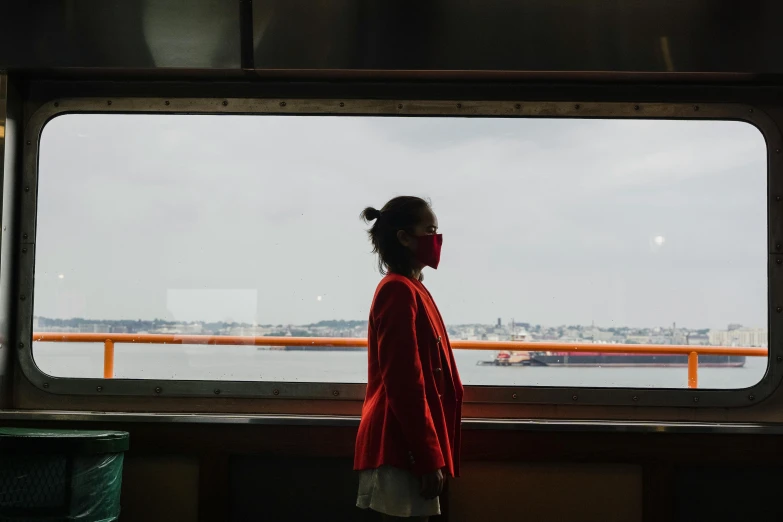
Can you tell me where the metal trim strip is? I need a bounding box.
[1,410,782,434]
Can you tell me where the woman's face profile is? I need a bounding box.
[397,207,439,253]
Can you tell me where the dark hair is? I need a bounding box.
[361,196,432,277]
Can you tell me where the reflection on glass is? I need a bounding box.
[33,115,767,389]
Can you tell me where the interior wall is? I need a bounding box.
[0,418,780,521]
[121,455,200,522]
[230,456,372,522]
[113,449,783,522]
[449,462,643,522]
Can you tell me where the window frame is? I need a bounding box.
[17,97,781,409]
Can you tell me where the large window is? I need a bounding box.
[32,111,767,390]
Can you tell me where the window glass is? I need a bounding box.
[33,113,767,389]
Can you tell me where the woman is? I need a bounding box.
[355,196,464,521]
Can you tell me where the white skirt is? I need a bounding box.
[356,465,441,518]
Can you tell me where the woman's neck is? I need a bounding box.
[390,268,422,281]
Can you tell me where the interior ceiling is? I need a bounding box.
[0,0,780,77]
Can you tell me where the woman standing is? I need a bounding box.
[355,196,463,521]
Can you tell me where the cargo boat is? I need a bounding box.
[482,351,746,367]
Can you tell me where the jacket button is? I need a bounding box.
[434,367,442,373]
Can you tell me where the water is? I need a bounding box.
[32,343,768,389]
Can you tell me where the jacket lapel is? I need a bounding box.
[413,285,457,399]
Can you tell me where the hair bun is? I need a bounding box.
[361,206,382,222]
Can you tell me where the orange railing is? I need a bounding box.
[33,332,767,389]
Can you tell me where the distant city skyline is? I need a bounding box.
[33,315,769,348]
[33,315,764,333]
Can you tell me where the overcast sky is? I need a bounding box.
[34,114,766,329]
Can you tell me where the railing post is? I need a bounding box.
[103,339,115,379]
[688,351,698,389]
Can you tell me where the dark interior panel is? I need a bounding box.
[230,456,372,522]
[674,466,780,520]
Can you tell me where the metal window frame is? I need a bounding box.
[15,97,782,408]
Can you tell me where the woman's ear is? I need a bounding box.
[397,229,414,248]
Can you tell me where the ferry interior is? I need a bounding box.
[2,1,783,521]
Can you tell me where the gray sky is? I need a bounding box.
[34,114,767,329]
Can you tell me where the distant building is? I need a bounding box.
[709,326,767,347]
[78,323,104,333]
[510,327,529,341]
[585,328,614,342]
[37,325,79,333]
[227,325,272,337]
[687,334,710,346]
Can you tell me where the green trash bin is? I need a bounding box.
[0,428,129,522]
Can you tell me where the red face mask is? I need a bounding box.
[415,234,443,270]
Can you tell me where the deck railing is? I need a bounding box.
[32,332,767,389]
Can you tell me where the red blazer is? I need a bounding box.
[354,274,464,477]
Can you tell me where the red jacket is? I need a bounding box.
[354,274,464,477]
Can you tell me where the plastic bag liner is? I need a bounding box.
[0,428,129,522]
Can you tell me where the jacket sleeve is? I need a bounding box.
[374,280,445,475]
